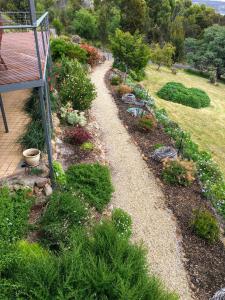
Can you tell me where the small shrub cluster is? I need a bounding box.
[60,102,87,126]
[112,208,132,239]
[117,84,133,96]
[0,187,33,243]
[157,82,211,109]
[65,127,92,145]
[162,159,196,186]
[138,114,157,131]
[66,163,114,212]
[191,210,220,243]
[50,38,88,63]
[59,59,96,110]
[80,43,101,67]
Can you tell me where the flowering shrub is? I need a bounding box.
[80,44,101,67]
[162,159,196,186]
[59,59,96,110]
[65,127,92,145]
[60,103,87,127]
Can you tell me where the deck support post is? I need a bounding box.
[38,86,54,185]
[0,94,9,133]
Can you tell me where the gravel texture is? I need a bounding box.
[91,62,194,300]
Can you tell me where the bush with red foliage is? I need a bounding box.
[65,127,92,145]
[80,44,101,67]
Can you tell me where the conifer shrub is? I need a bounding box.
[66,163,114,212]
[117,84,133,96]
[138,114,157,131]
[40,191,88,248]
[162,159,196,186]
[191,210,220,243]
[157,82,211,108]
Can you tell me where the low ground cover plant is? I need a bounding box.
[53,161,67,186]
[191,210,220,243]
[0,187,33,243]
[66,163,114,211]
[50,37,88,63]
[112,208,132,239]
[162,159,196,186]
[40,190,88,248]
[157,82,211,109]
[80,141,94,151]
[65,127,92,145]
[60,102,87,126]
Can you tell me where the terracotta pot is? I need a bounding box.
[23,148,41,167]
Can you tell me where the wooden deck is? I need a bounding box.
[0,31,46,86]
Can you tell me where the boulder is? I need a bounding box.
[44,183,53,197]
[151,146,177,162]
[35,177,49,188]
[71,35,82,44]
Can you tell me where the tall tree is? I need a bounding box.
[120,0,149,34]
[170,16,185,62]
[185,24,225,79]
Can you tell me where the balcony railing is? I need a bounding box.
[0,10,51,92]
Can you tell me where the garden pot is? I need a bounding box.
[23,148,41,167]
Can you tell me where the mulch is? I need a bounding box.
[105,70,225,300]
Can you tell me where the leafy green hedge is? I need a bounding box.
[157,82,211,109]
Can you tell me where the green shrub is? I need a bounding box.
[59,59,96,110]
[191,210,220,243]
[24,89,42,120]
[2,222,178,300]
[138,114,157,131]
[153,143,164,150]
[111,74,121,85]
[40,191,88,248]
[50,38,88,63]
[0,187,33,243]
[52,18,63,35]
[52,161,67,186]
[110,29,150,73]
[80,141,94,151]
[72,8,98,40]
[162,159,196,186]
[18,119,45,151]
[112,208,132,239]
[66,163,114,212]
[157,82,211,109]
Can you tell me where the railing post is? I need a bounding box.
[29,0,36,25]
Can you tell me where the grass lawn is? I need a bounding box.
[143,65,225,174]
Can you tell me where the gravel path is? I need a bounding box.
[91,62,193,300]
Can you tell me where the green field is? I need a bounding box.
[143,65,225,174]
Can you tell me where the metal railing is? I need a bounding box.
[0,10,51,87]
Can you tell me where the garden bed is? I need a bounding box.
[105,69,225,300]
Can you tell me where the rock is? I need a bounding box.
[35,177,49,188]
[55,127,62,135]
[56,137,63,144]
[122,93,136,104]
[39,165,50,178]
[210,288,225,300]
[71,34,82,44]
[52,113,60,128]
[34,186,43,197]
[127,107,146,117]
[151,146,177,162]
[44,183,53,196]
